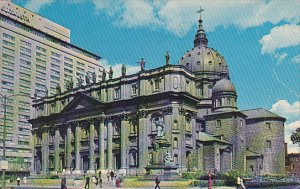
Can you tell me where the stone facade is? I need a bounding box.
[30,15,286,176]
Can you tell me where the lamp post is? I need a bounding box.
[0,93,33,189]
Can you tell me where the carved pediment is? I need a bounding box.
[61,93,103,113]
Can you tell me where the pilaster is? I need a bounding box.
[54,129,60,174]
[41,127,49,174]
[98,118,105,170]
[137,110,149,174]
[107,118,113,170]
[120,114,129,174]
[65,124,72,174]
[73,121,82,174]
[87,120,95,174]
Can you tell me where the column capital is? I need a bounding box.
[137,110,149,118]
[120,113,129,121]
[163,107,173,115]
[178,106,186,115]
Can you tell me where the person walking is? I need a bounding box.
[106,170,110,181]
[60,177,67,189]
[240,177,245,189]
[84,176,90,189]
[99,177,102,188]
[236,176,241,189]
[99,170,102,179]
[23,177,27,185]
[110,170,114,181]
[208,172,213,189]
[155,176,160,189]
[17,177,21,186]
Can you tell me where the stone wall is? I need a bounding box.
[246,119,285,174]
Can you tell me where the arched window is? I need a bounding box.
[173,120,178,130]
[174,154,178,164]
[227,98,231,106]
[173,137,178,148]
[129,149,137,167]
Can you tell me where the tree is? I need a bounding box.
[291,128,300,152]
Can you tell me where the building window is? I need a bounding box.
[266,140,271,148]
[266,122,271,130]
[131,84,138,96]
[154,80,159,91]
[173,137,178,148]
[174,154,178,164]
[216,120,221,128]
[173,120,178,130]
[115,87,120,99]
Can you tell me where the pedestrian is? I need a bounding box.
[236,176,241,189]
[114,170,117,180]
[61,177,67,189]
[17,177,21,186]
[99,177,103,188]
[106,170,110,181]
[116,178,121,188]
[208,172,212,189]
[95,176,99,186]
[110,170,114,181]
[23,177,27,185]
[155,176,160,189]
[240,177,245,189]
[99,170,102,178]
[84,176,90,189]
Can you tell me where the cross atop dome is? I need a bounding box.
[197,7,204,20]
[194,6,208,48]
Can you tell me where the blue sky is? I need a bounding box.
[12,0,300,152]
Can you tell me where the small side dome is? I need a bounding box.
[212,78,236,94]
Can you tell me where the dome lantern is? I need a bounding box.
[194,7,208,48]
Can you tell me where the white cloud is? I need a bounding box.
[270,100,300,153]
[270,100,300,122]
[285,121,300,154]
[259,24,300,54]
[292,55,300,64]
[24,0,55,13]
[100,59,140,79]
[274,52,288,64]
[89,0,300,37]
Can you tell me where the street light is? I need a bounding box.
[0,93,33,189]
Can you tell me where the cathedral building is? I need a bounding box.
[30,15,285,176]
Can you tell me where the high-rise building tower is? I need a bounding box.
[0,1,102,175]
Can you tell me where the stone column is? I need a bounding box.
[107,119,113,170]
[178,107,187,172]
[120,114,129,174]
[73,123,82,174]
[98,118,105,170]
[137,110,148,174]
[41,128,49,174]
[54,129,60,174]
[87,121,95,174]
[163,107,173,142]
[65,125,72,174]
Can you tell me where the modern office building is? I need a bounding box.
[0,1,102,176]
[30,14,286,176]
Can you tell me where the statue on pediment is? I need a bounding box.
[109,66,113,79]
[56,84,61,94]
[122,64,126,77]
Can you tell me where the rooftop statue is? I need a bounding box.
[137,58,145,71]
[109,66,113,79]
[154,119,165,137]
